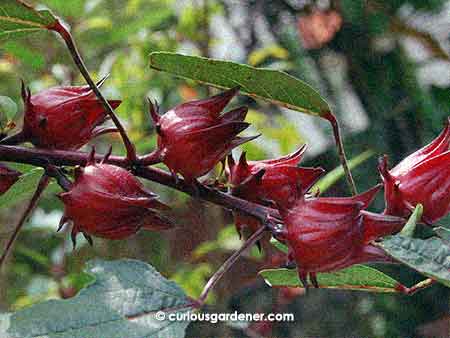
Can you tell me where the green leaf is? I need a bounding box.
[379,235,450,288]
[311,149,374,194]
[270,237,288,254]
[399,204,422,237]
[0,164,60,210]
[0,0,57,41]
[149,52,330,117]
[0,259,191,338]
[0,96,17,120]
[435,227,450,241]
[0,96,17,132]
[0,167,44,209]
[259,265,401,293]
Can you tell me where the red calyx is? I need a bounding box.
[0,164,21,195]
[378,117,450,224]
[277,184,405,288]
[58,159,172,247]
[18,77,121,150]
[148,87,258,183]
[227,145,324,239]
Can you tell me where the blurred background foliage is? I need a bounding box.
[0,0,449,337]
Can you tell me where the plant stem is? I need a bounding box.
[324,111,357,195]
[195,224,267,307]
[0,131,27,146]
[0,174,50,269]
[49,21,137,162]
[397,278,435,295]
[0,145,279,222]
[139,150,161,166]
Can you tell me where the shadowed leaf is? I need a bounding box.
[0,259,192,338]
[435,227,450,241]
[0,166,58,209]
[379,235,450,288]
[0,96,17,132]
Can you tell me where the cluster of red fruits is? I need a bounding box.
[1,84,449,287]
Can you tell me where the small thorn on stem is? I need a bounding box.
[234,169,265,195]
[96,74,110,87]
[71,229,78,250]
[102,145,113,163]
[87,146,96,165]
[0,131,27,146]
[45,165,73,191]
[147,98,160,125]
[310,273,319,288]
[171,170,180,185]
[256,240,262,253]
[20,79,31,105]
[83,232,93,246]
[57,215,68,232]
[238,151,247,167]
[298,271,309,289]
[227,153,235,169]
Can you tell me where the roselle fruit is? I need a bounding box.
[149,87,258,183]
[0,164,21,195]
[276,185,405,288]
[58,161,172,246]
[378,117,450,224]
[227,145,324,239]
[4,78,121,150]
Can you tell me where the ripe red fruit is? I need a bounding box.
[378,117,450,224]
[228,145,324,205]
[149,87,258,183]
[11,78,121,150]
[227,145,324,239]
[58,160,172,247]
[276,185,405,288]
[0,164,21,195]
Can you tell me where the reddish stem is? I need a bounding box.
[324,111,357,195]
[49,21,137,163]
[139,150,162,166]
[0,145,279,222]
[0,131,27,146]
[0,174,50,269]
[396,278,436,295]
[194,224,267,307]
